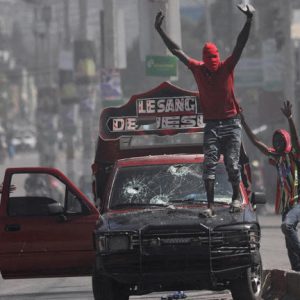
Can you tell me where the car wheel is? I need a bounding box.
[92,268,129,300]
[230,252,262,300]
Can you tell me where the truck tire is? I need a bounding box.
[92,268,129,300]
[230,252,262,300]
[92,271,113,300]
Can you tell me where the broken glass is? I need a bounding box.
[110,162,233,209]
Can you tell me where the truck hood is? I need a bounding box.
[104,205,256,231]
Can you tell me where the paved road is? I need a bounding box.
[0,278,233,300]
[0,151,293,299]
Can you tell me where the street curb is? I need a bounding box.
[262,269,300,300]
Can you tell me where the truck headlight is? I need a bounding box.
[249,231,260,247]
[97,235,130,253]
[98,236,107,252]
[108,235,130,251]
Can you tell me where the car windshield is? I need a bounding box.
[110,162,233,209]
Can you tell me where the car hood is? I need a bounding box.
[103,205,257,231]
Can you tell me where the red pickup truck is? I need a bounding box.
[0,82,265,300]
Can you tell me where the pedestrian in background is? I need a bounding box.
[6,125,15,159]
[241,100,300,271]
[154,4,255,216]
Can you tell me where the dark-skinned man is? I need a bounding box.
[154,4,254,216]
[242,101,300,272]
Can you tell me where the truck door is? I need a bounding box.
[0,167,99,279]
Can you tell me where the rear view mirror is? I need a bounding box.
[48,203,64,215]
[252,192,266,205]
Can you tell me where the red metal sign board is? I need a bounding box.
[99,81,203,140]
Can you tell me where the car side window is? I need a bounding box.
[8,173,66,217]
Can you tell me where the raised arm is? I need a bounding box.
[155,11,190,66]
[281,100,300,153]
[230,4,254,66]
[240,112,271,156]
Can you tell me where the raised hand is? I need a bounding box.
[237,4,255,19]
[0,184,16,193]
[281,100,293,119]
[155,11,165,30]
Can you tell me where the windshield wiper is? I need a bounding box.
[169,198,199,204]
[110,203,168,209]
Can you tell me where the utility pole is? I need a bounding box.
[59,0,77,180]
[204,0,213,42]
[139,0,181,59]
[64,0,70,48]
[272,0,296,124]
[102,0,126,69]
[227,0,235,51]
[42,5,52,85]
[33,4,40,87]
[79,0,87,41]
[32,1,43,88]
[138,0,181,85]
[281,0,296,118]
[29,1,57,168]
[76,0,97,200]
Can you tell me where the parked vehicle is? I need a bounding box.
[11,129,37,151]
[0,82,265,300]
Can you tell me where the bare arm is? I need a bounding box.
[155,11,190,66]
[281,100,300,153]
[240,112,271,156]
[231,4,254,65]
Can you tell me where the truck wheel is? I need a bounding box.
[92,271,113,300]
[230,253,262,300]
[115,283,130,300]
[92,268,129,300]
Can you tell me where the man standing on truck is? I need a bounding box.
[242,101,300,271]
[154,4,254,216]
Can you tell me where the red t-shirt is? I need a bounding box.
[188,55,240,121]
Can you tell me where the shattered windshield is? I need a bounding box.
[110,163,233,209]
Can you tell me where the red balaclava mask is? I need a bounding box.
[272,129,292,154]
[202,42,220,72]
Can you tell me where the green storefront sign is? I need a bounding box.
[146,55,177,77]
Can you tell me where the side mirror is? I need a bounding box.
[48,203,64,215]
[252,192,266,205]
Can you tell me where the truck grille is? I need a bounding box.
[104,226,254,275]
[137,224,210,272]
[137,225,253,273]
[210,230,253,272]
